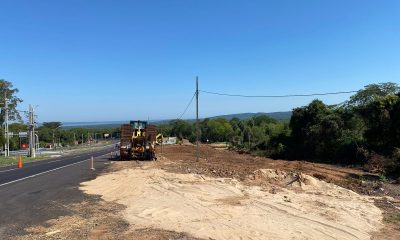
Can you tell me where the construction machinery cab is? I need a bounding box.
[130,120,147,138]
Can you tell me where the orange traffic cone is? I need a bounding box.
[18,155,23,168]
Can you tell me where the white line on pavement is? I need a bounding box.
[0,148,109,171]
[0,168,19,173]
[0,155,106,187]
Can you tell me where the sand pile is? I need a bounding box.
[80,168,383,240]
[251,169,322,190]
[181,139,193,146]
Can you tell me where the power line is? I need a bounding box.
[178,91,196,120]
[199,90,358,98]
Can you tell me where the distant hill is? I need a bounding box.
[208,111,292,122]
[60,111,292,128]
[61,121,126,129]
[150,111,292,125]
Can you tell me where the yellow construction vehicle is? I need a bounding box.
[120,121,157,160]
[156,133,163,145]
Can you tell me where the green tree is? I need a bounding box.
[347,82,399,107]
[202,118,233,142]
[252,115,278,126]
[42,122,62,129]
[0,80,23,147]
[0,80,23,125]
[169,120,194,140]
[290,100,329,158]
[38,122,62,146]
[229,118,245,146]
[359,94,400,154]
[289,100,350,162]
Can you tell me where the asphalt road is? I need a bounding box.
[0,145,116,238]
[0,146,116,186]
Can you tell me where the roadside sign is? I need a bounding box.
[7,132,14,137]
[19,132,28,137]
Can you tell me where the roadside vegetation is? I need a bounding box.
[0,79,119,152]
[0,155,49,167]
[36,121,119,147]
[158,82,400,179]
[2,121,119,150]
[1,78,400,179]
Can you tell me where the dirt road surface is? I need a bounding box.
[14,145,400,240]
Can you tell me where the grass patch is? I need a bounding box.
[374,198,400,231]
[0,141,113,167]
[385,211,400,225]
[0,155,50,167]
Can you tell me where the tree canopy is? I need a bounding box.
[42,122,62,129]
[158,82,400,178]
[0,79,23,124]
[347,82,399,107]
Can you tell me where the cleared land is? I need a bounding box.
[81,167,382,239]
[15,145,400,240]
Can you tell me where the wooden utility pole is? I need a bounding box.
[28,104,36,158]
[4,93,9,157]
[196,77,199,161]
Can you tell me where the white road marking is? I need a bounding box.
[0,149,110,172]
[0,154,107,187]
[0,168,19,173]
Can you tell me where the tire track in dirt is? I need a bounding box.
[80,166,383,240]
[253,200,363,239]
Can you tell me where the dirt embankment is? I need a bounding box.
[17,144,400,240]
[159,145,400,197]
[78,145,400,240]
[81,165,382,240]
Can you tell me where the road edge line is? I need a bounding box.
[0,154,107,187]
[0,168,19,173]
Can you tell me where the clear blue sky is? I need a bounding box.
[1,0,399,122]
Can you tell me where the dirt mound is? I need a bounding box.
[81,167,383,240]
[181,139,193,146]
[251,169,322,190]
